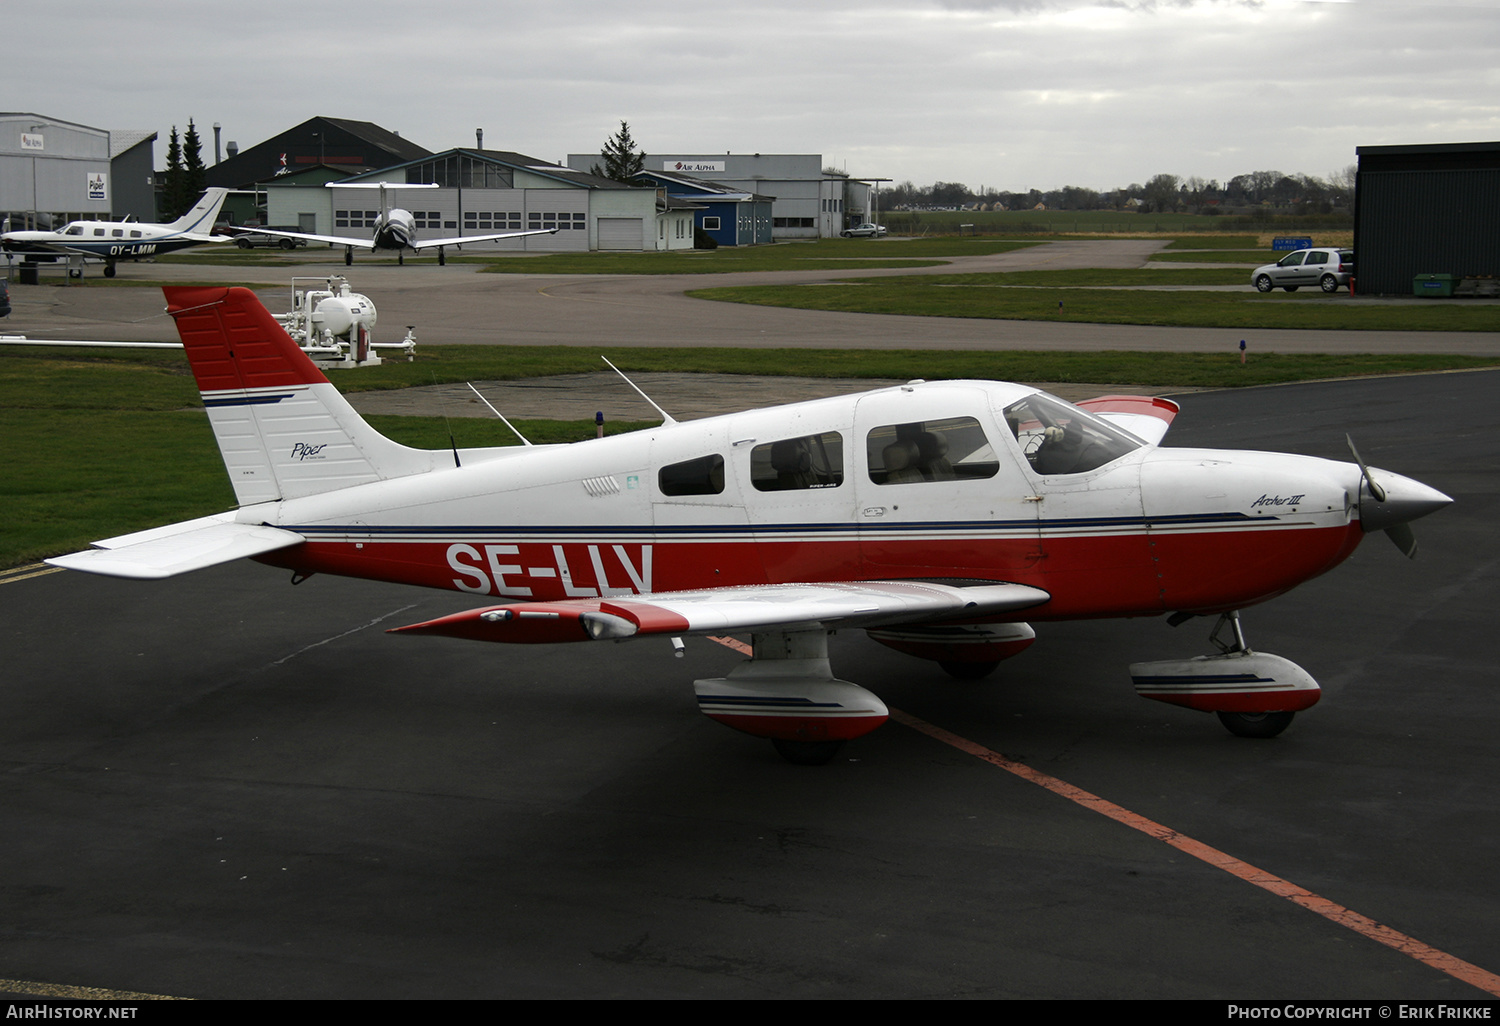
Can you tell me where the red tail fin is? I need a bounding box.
[164,285,329,393]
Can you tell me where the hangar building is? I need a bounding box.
[2,114,161,227]
[568,152,872,240]
[630,169,774,246]
[1353,141,1500,294]
[206,116,432,191]
[265,148,693,253]
[2,114,113,229]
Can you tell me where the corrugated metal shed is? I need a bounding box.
[1354,141,1500,294]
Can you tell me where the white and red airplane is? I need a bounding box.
[47,286,1453,764]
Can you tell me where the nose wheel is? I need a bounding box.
[1217,710,1296,738]
[1131,611,1318,738]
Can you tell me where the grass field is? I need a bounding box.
[881,208,1354,235]
[689,276,1500,331]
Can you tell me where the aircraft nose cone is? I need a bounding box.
[1358,469,1453,533]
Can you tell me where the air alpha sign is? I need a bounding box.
[668,160,725,173]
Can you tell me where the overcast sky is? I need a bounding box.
[10,0,1499,192]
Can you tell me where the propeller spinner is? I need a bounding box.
[1346,435,1453,558]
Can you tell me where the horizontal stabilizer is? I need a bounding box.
[1076,395,1179,445]
[46,513,303,580]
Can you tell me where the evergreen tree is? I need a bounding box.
[162,126,186,220]
[590,121,645,182]
[182,119,207,203]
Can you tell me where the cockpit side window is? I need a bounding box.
[866,416,998,485]
[750,431,844,491]
[659,454,725,496]
[1004,392,1142,476]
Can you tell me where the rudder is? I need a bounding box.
[165,285,436,505]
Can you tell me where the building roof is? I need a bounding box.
[315,117,432,164]
[632,169,771,203]
[205,116,432,188]
[345,149,646,190]
[110,130,157,158]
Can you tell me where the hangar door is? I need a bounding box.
[597,217,644,251]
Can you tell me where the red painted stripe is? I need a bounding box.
[890,708,1500,997]
[259,524,1364,621]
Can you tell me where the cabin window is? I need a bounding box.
[749,432,844,492]
[866,416,999,485]
[659,454,725,496]
[1003,392,1142,476]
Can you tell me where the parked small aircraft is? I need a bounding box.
[47,286,1452,763]
[231,182,556,265]
[1,188,230,278]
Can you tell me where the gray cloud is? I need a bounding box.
[8,0,1498,192]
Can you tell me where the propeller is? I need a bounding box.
[1345,435,1449,559]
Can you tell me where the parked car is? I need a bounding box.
[1252,248,1354,293]
[840,223,888,238]
[230,225,309,250]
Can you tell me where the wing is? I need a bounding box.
[230,226,372,248]
[408,227,558,250]
[389,580,1051,645]
[46,512,304,580]
[1075,395,1180,445]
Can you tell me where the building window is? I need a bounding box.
[406,155,513,189]
[336,210,379,229]
[702,216,721,230]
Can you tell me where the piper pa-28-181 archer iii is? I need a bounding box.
[47,287,1453,764]
[1,188,230,278]
[231,182,556,266]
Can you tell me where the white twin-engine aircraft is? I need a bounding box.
[0,188,230,278]
[48,286,1453,764]
[232,182,556,266]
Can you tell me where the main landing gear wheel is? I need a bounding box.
[1255,275,1273,293]
[771,738,845,765]
[939,660,1000,680]
[1216,710,1295,739]
[103,263,116,278]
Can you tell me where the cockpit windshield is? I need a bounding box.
[62,224,85,236]
[1003,392,1143,476]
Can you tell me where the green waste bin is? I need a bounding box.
[1414,273,1456,297]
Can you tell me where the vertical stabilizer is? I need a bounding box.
[165,285,438,505]
[166,188,230,235]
